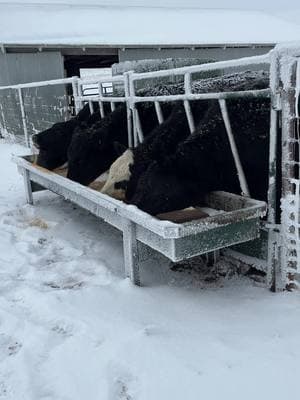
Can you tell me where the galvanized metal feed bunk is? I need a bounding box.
[2,44,300,289]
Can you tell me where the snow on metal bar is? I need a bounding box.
[132,88,270,103]
[124,72,133,148]
[77,95,126,102]
[97,82,105,118]
[17,87,30,148]
[296,59,300,119]
[88,100,94,114]
[77,75,124,85]
[0,77,76,91]
[135,108,144,143]
[154,101,164,124]
[281,178,300,273]
[219,99,250,197]
[131,53,270,81]
[183,100,195,134]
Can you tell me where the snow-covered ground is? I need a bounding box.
[1,139,300,400]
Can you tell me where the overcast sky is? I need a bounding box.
[0,0,298,9]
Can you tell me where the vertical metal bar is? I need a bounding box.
[266,51,283,291]
[281,61,297,194]
[295,59,300,119]
[183,73,195,133]
[17,87,30,147]
[123,220,141,285]
[110,102,116,112]
[219,99,250,197]
[281,58,298,290]
[77,81,84,110]
[23,169,33,204]
[154,101,164,124]
[98,83,105,118]
[124,72,133,148]
[88,100,94,114]
[71,77,80,115]
[135,108,144,143]
[184,100,195,134]
[128,73,139,147]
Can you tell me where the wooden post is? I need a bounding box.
[123,220,141,285]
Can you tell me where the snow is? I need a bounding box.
[1,138,300,399]
[1,4,300,45]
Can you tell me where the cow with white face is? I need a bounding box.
[101,146,133,200]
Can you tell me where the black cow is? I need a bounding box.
[128,98,270,215]
[32,102,101,170]
[101,101,212,200]
[102,71,270,202]
[67,102,174,186]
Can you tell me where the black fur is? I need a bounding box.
[32,103,100,170]
[129,98,270,215]
[67,102,174,185]
[125,101,210,201]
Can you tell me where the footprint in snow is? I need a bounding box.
[106,362,138,400]
[0,333,22,362]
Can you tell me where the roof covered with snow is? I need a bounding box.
[1,3,300,46]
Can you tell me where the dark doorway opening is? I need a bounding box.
[64,55,119,77]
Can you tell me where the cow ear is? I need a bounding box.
[113,141,127,156]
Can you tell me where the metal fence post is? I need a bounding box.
[71,77,80,115]
[124,72,133,148]
[280,57,299,290]
[128,72,139,147]
[123,220,141,285]
[183,73,195,134]
[266,51,284,291]
[17,87,30,147]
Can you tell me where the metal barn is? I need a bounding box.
[1,5,300,140]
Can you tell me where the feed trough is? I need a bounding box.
[13,154,267,285]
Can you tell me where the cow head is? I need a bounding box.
[101,144,133,200]
[32,120,77,170]
[129,159,214,216]
[67,128,120,186]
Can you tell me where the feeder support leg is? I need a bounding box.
[123,221,141,285]
[23,169,33,205]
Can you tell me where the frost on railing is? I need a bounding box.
[281,179,300,286]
